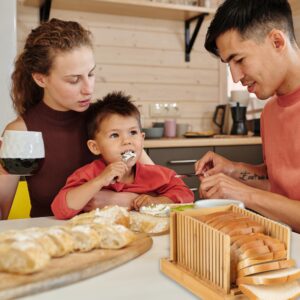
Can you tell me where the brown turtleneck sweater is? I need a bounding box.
[22,101,95,217]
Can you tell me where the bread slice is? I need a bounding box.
[237,250,287,270]
[237,259,295,278]
[129,211,169,234]
[237,268,300,285]
[196,211,237,224]
[239,280,300,300]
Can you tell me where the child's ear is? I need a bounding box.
[141,131,145,140]
[87,139,101,155]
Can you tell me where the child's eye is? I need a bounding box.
[110,133,119,139]
[130,130,138,136]
[236,58,244,64]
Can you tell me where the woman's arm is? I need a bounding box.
[139,149,154,165]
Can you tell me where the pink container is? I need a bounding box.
[164,119,176,138]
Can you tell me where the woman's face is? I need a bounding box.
[39,46,96,112]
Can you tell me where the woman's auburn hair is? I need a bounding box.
[11,18,93,115]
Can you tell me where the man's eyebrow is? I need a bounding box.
[221,53,238,63]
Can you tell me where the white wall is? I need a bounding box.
[0,0,17,133]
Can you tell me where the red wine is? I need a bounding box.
[0,158,44,175]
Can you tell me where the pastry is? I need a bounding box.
[0,240,50,274]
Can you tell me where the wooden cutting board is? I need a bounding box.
[0,233,152,300]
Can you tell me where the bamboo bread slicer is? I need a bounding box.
[160,205,299,299]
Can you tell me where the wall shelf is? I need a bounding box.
[22,0,217,61]
[23,0,216,21]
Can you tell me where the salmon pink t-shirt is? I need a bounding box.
[261,86,300,200]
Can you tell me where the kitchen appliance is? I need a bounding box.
[230,102,248,135]
[212,104,232,134]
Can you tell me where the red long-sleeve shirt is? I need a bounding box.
[51,159,194,219]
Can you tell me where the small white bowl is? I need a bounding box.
[194,199,245,209]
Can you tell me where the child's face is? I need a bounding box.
[88,114,145,167]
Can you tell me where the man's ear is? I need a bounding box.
[87,139,101,155]
[269,29,286,51]
[32,73,47,88]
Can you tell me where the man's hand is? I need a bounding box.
[132,194,173,211]
[199,173,254,205]
[195,151,235,178]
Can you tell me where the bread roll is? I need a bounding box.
[91,224,136,249]
[23,227,59,257]
[129,211,169,234]
[0,240,50,274]
[43,226,74,257]
[67,225,100,252]
[69,206,130,228]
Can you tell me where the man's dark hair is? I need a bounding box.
[86,91,141,139]
[205,0,296,57]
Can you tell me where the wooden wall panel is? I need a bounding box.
[17,3,224,132]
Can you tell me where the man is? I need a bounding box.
[195,0,300,232]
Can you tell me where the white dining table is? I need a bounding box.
[0,217,299,300]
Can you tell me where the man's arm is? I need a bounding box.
[200,173,300,233]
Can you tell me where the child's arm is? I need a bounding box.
[51,161,128,219]
[132,194,173,211]
[66,161,128,210]
[83,190,138,211]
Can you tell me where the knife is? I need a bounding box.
[175,173,198,179]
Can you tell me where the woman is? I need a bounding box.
[0,18,151,219]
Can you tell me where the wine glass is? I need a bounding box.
[0,130,45,176]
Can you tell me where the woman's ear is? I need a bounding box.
[87,139,101,155]
[32,73,47,88]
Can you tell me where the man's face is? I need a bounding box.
[216,29,286,99]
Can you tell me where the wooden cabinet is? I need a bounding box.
[214,145,263,165]
[147,146,213,200]
[146,144,263,201]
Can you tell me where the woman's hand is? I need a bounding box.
[132,194,173,211]
[195,151,235,178]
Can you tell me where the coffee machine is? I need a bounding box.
[230,90,249,135]
[230,102,248,135]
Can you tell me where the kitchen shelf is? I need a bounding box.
[23,0,216,21]
[22,0,217,61]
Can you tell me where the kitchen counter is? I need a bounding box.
[144,136,262,148]
[0,217,299,300]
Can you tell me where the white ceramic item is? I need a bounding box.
[194,199,245,209]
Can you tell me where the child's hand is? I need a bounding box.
[132,194,173,211]
[99,161,128,186]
